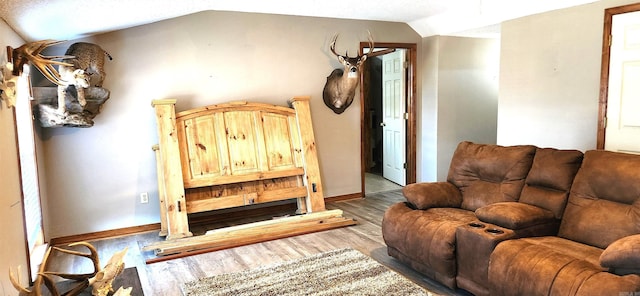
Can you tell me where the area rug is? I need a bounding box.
[182,248,434,296]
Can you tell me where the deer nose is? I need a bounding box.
[349,67,357,73]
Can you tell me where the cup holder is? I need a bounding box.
[485,228,504,235]
[468,222,485,228]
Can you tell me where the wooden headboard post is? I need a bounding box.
[151,99,193,240]
[151,144,168,237]
[290,96,326,212]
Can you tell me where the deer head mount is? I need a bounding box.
[322,34,371,114]
[322,33,395,114]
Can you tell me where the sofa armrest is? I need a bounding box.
[475,202,556,230]
[402,182,462,210]
[600,234,640,275]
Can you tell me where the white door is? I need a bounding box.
[606,11,640,154]
[381,49,406,185]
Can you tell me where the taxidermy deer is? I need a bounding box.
[58,42,113,113]
[322,33,396,115]
[322,34,374,114]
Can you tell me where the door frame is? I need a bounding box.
[597,2,640,149]
[359,42,417,195]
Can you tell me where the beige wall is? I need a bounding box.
[0,19,29,295]
[498,0,640,150]
[418,36,439,182]
[437,36,500,179]
[39,11,421,238]
[419,36,500,181]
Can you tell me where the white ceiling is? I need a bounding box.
[0,0,599,42]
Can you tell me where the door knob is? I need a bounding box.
[380,122,386,127]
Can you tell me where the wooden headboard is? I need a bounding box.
[151,96,326,240]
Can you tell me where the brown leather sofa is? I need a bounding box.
[382,141,640,295]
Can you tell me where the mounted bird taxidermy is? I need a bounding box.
[322,34,372,114]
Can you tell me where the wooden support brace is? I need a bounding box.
[142,209,356,262]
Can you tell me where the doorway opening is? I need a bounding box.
[598,3,640,151]
[360,43,417,196]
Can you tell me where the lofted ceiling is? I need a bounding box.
[0,0,599,42]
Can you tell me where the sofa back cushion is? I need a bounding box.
[558,150,640,249]
[519,148,584,219]
[447,141,537,211]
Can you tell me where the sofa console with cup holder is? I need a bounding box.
[382,141,640,295]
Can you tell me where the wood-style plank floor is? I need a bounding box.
[45,190,470,296]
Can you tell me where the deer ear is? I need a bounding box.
[361,55,367,62]
[338,56,346,64]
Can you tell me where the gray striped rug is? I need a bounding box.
[181,248,434,296]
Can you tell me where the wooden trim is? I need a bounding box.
[50,223,161,246]
[151,99,177,106]
[325,192,363,203]
[597,3,640,149]
[406,45,418,185]
[359,42,417,195]
[176,101,296,119]
[12,104,35,284]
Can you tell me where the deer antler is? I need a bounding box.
[9,242,115,296]
[9,246,53,296]
[362,31,396,58]
[12,40,74,86]
[365,30,374,56]
[48,241,101,280]
[330,32,379,59]
[329,34,342,58]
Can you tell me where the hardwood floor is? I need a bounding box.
[365,172,403,194]
[45,190,469,296]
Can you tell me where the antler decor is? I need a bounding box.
[0,62,18,107]
[87,247,128,296]
[11,39,74,86]
[9,242,131,296]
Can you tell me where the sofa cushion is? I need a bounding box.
[402,182,462,210]
[489,236,640,295]
[519,148,583,219]
[559,150,640,249]
[447,141,536,211]
[475,202,555,230]
[600,234,640,269]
